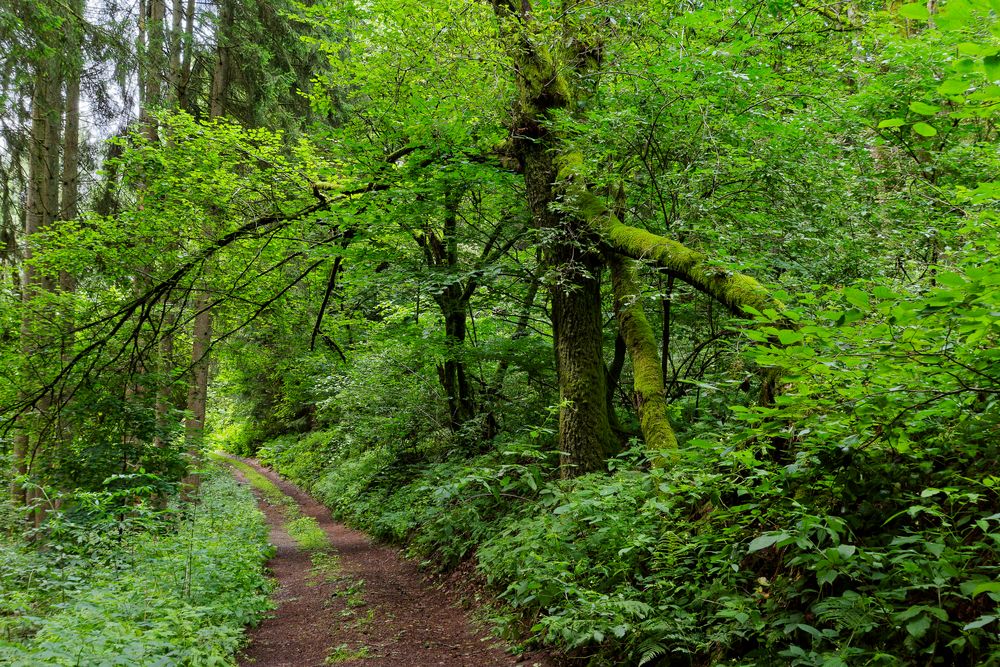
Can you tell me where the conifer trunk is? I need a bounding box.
[185,0,231,450]
[14,53,62,507]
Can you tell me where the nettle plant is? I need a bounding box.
[731,240,1000,663]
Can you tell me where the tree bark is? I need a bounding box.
[435,290,475,429]
[59,21,81,294]
[14,49,63,507]
[609,254,678,464]
[179,0,196,110]
[184,0,231,453]
[490,0,615,475]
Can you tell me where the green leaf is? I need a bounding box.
[899,2,930,19]
[935,272,966,287]
[957,42,987,56]
[955,58,977,74]
[837,544,857,560]
[748,532,789,553]
[925,542,946,557]
[878,118,905,128]
[844,287,870,309]
[912,122,938,137]
[937,78,968,95]
[836,309,865,325]
[909,101,939,115]
[906,615,932,638]
[796,623,823,638]
[985,55,1000,81]
[873,286,897,300]
[777,330,804,345]
[963,615,996,630]
[972,581,1000,596]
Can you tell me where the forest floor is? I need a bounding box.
[223,456,550,667]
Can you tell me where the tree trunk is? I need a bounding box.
[59,28,80,293]
[551,253,614,474]
[436,290,475,429]
[142,0,166,139]
[14,52,62,508]
[168,0,183,103]
[489,0,616,476]
[185,299,212,442]
[609,254,678,464]
[525,142,615,476]
[179,0,196,110]
[184,0,231,455]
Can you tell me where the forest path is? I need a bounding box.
[220,455,544,667]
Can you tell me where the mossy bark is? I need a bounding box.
[490,0,617,476]
[609,254,678,465]
[556,175,781,318]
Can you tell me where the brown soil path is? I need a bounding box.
[229,457,548,667]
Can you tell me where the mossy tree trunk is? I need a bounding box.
[489,0,616,475]
[490,0,783,476]
[609,254,678,465]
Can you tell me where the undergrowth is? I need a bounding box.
[0,467,273,666]
[212,453,331,553]
[252,429,1000,666]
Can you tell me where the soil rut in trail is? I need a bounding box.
[226,456,545,667]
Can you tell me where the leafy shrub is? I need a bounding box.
[0,469,273,666]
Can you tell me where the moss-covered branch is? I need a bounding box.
[554,163,780,317]
[609,254,678,465]
[605,221,776,317]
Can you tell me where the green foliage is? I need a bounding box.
[262,414,1000,665]
[286,516,328,552]
[5,0,1000,663]
[214,453,331,552]
[0,468,272,665]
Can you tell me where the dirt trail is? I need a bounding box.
[228,457,547,667]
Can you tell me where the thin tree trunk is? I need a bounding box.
[59,39,80,293]
[660,275,674,380]
[168,0,183,103]
[184,0,231,455]
[179,0,195,110]
[606,330,626,434]
[142,0,166,139]
[436,291,475,429]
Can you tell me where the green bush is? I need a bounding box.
[257,419,1000,666]
[0,469,273,666]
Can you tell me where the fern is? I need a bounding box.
[637,640,668,666]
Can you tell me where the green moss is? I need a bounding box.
[604,220,776,316]
[609,256,679,465]
[516,44,572,114]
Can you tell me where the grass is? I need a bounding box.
[287,516,328,551]
[211,451,333,554]
[215,451,377,664]
[325,643,370,663]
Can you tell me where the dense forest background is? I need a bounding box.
[1,0,999,664]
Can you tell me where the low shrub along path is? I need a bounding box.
[220,455,542,667]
